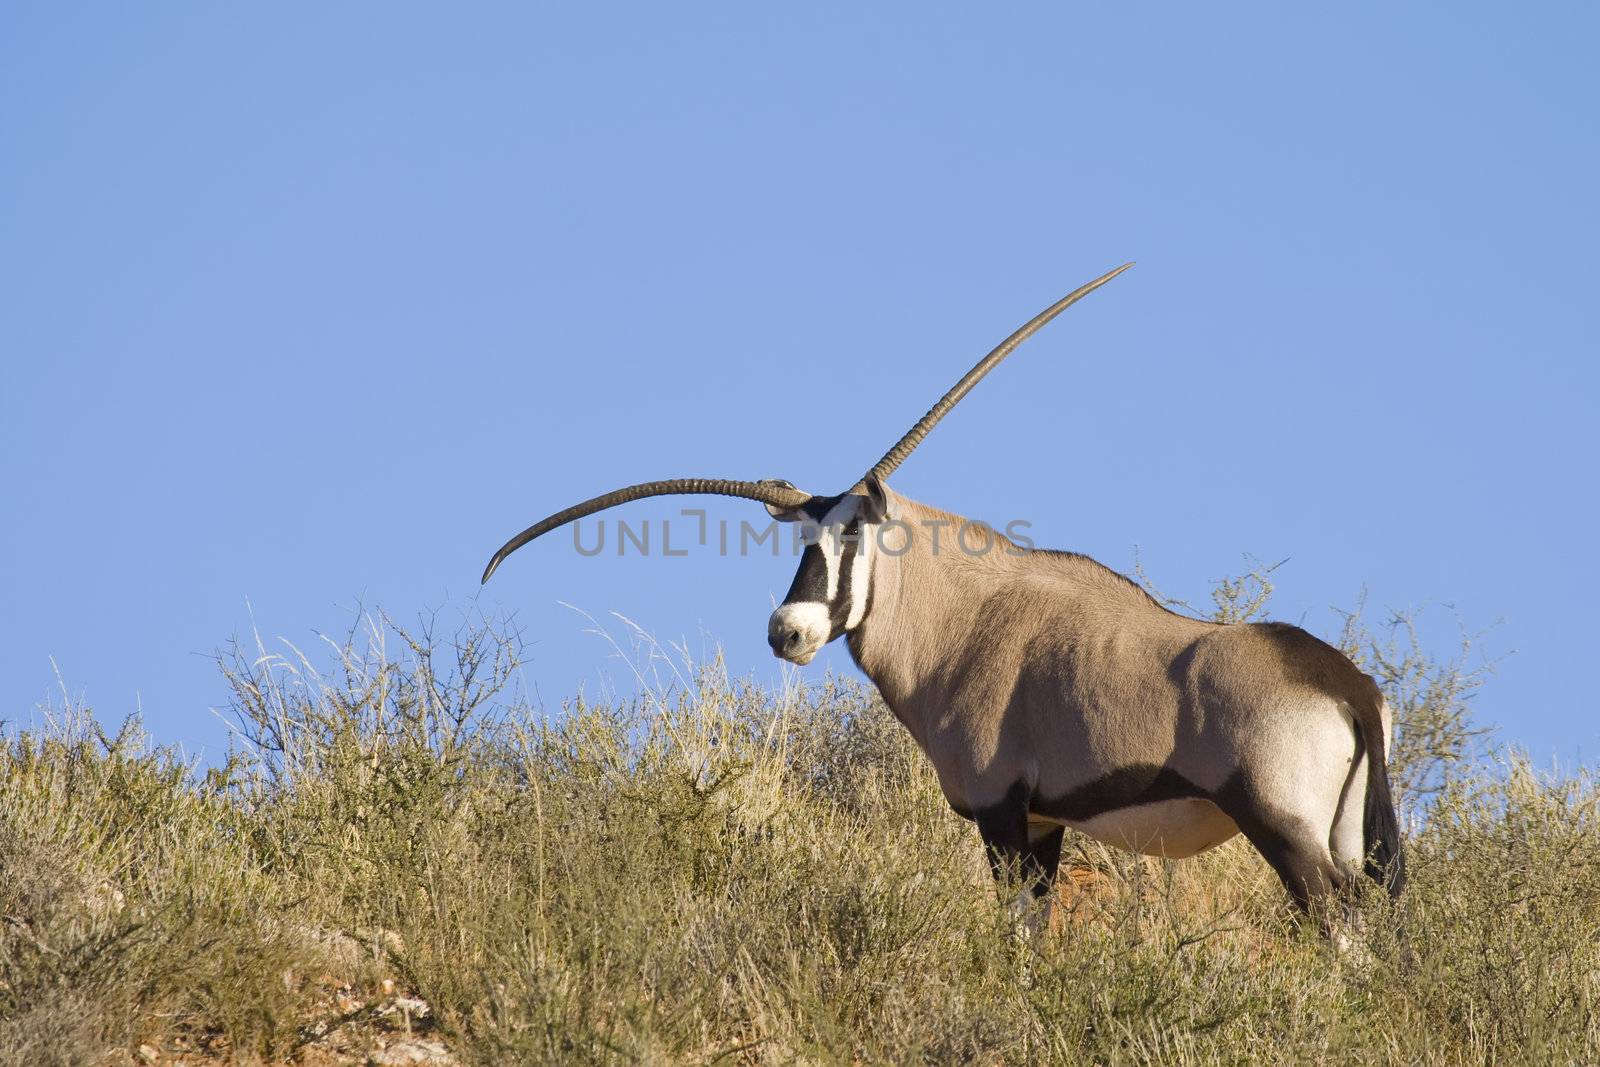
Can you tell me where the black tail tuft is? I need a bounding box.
[1361,699,1407,898]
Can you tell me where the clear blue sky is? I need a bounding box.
[3,4,1595,764]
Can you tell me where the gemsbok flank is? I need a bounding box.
[481,264,1405,934]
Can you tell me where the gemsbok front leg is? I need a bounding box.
[972,783,1064,935]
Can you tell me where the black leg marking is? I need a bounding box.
[1025,824,1065,900]
[974,781,1030,882]
[973,782,1061,899]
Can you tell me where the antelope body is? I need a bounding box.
[482,264,1405,928]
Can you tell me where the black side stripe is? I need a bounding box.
[952,764,1209,824]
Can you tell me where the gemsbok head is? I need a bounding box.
[481,263,1405,936]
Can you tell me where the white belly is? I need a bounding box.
[1062,798,1239,859]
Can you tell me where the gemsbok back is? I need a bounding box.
[481,264,1406,935]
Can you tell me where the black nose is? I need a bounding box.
[768,629,801,655]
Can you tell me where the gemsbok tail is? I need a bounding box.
[1358,694,1406,898]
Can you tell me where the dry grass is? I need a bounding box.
[1,604,1595,1065]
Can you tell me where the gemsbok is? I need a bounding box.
[481,264,1405,933]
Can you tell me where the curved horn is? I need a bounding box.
[860,262,1134,486]
[481,478,813,583]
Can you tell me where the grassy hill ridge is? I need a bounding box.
[2,596,1596,1065]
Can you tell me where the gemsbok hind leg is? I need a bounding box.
[1216,776,1352,936]
[1234,808,1350,932]
[1327,732,1410,959]
[1215,701,1366,938]
[1329,738,1370,880]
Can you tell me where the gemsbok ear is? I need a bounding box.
[761,479,810,522]
[859,474,891,524]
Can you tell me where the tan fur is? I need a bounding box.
[844,488,1387,867]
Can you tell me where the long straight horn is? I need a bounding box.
[481,478,813,583]
[860,262,1134,486]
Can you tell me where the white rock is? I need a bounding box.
[368,1038,454,1065]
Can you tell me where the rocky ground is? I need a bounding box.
[123,978,453,1067]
